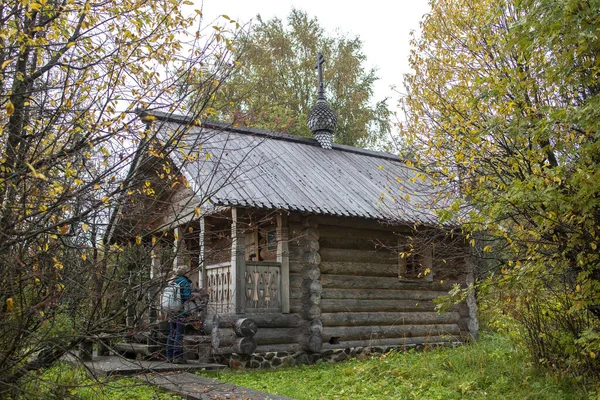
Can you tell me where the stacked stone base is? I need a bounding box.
[215,342,462,369]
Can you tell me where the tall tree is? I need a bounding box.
[402,0,600,374]
[202,8,390,148]
[0,0,238,393]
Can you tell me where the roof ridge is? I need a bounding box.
[139,109,403,163]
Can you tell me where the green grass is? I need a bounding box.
[16,362,183,400]
[205,333,599,399]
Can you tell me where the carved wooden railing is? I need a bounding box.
[244,261,281,312]
[206,262,234,314]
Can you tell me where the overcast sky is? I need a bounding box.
[199,0,432,112]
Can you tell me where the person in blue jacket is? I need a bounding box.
[166,265,192,363]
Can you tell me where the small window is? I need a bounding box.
[398,242,433,281]
[266,230,277,251]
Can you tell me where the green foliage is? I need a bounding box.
[206,334,595,399]
[401,0,600,375]
[198,8,390,148]
[16,362,182,400]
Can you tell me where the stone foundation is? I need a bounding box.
[214,342,462,369]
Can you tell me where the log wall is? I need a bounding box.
[204,211,476,355]
[314,216,474,349]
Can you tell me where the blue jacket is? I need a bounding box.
[173,275,192,303]
[171,275,192,319]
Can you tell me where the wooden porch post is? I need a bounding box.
[277,213,290,313]
[231,208,245,314]
[173,226,180,271]
[149,236,162,325]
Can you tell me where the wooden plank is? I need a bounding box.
[321,288,448,301]
[321,311,461,327]
[277,214,290,313]
[321,298,437,313]
[320,261,399,277]
[320,274,452,291]
[321,324,461,342]
[319,248,397,264]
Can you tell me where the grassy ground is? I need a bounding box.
[16,362,183,400]
[205,333,599,400]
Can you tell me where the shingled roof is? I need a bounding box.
[143,111,443,225]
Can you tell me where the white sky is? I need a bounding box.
[199,0,432,111]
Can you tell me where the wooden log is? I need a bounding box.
[317,220,410,235]
[319,248,397,264]
[289,261,304,274]
[212,336,257,355]
[300,227,319,241]
[204,312,302,329]
[320,274,453,291]
[321,324,461,342]
[302,280,322,294]
[320,261,399,277]
[319,236,396,251]
[307,292,321,306]
[212,329,257,354]
[304,319,323,336]
[290,272,303,288]
[290,303,303,314]
[300,251,321,266]
[183,335,212,344]
[234,318,258,337]
[320,335,460,350]
[210,315,220,349]
[298,238,320,253]
[321,311,461,327]
[254,328,302,345]
[300,334,323,353]
[321,288,448,301]
[255,343,301,353]
[321,298,437,313]
[302,304,321,320]
[302,266,321,280]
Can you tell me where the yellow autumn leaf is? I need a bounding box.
[6,298,14,311]
[136,236,142,245]
[58,225,69,235]
[82,223,89,232]
[195,207,201,217]
[81,254,87,261]
[26,162,48,181]
[6,101,14,116]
